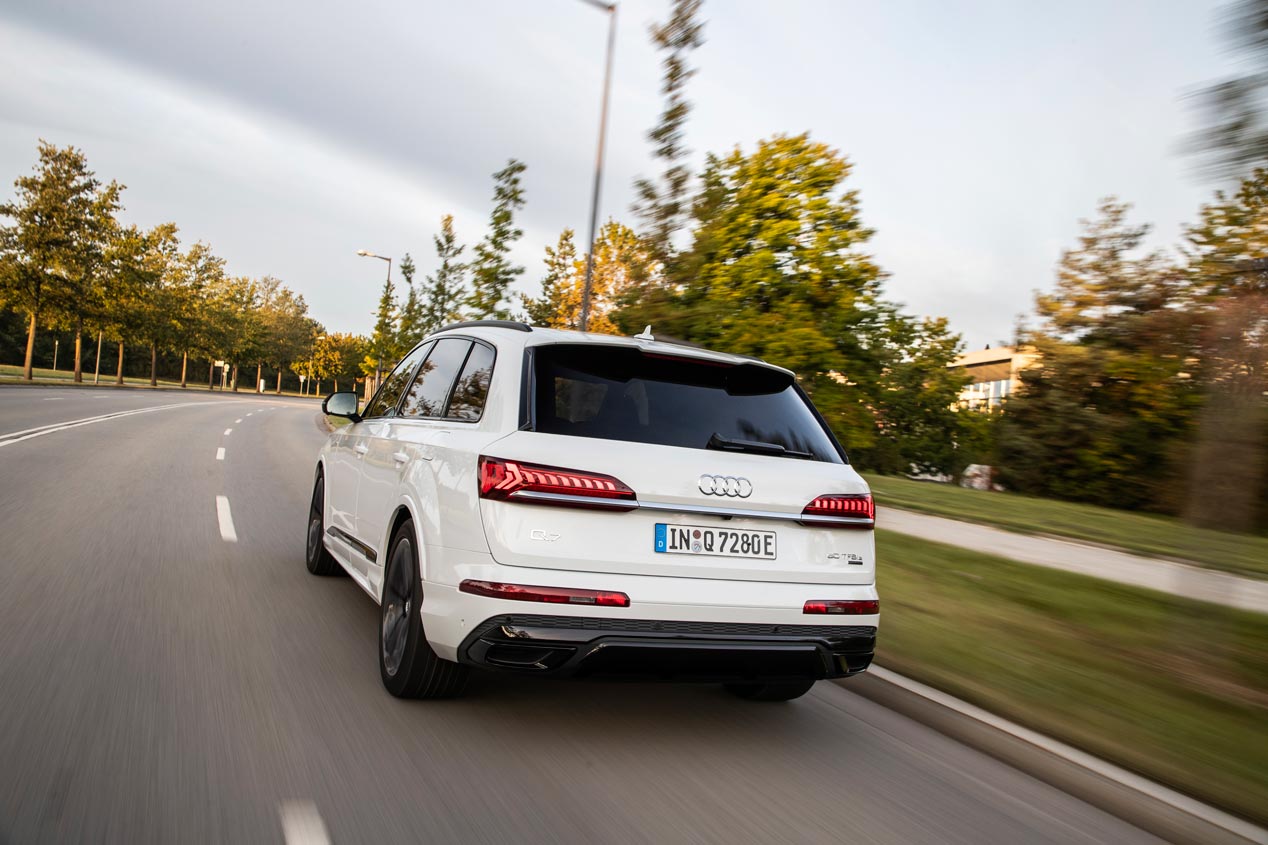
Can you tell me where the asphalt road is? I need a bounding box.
[0,385,1162,844]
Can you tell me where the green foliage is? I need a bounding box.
[1179,169,1268,531]
[394,253,423,357]
[632,0,705,264]
[856,316,974,476]
[523,229,575,327]
[0,140,123,379]
[365,270,397,376]
[1,141,320,390]
[467,160,526,320]
[1001,200,1206,513]
[422,215,467,334]
[617,133,973,473]
[526,222,648,333]
[316,332,368,391]
[1189,0,1268,177]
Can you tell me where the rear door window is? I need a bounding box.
[400,338,470,418]
[447,342,496,421]
[530,344,843,463]
[362,341,433,419]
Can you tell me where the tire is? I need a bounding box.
[724,680,816,702]
[306,471,342,576]
[378,519,469,699]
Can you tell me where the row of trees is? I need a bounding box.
[0,142,338,392]
[997,174,1268,530]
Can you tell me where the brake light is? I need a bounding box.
[800,493,875,527]
[804,599,879,615]
[478,456,637,510]
[460,580,630,607]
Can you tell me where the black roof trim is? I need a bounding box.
[435,320,532,333]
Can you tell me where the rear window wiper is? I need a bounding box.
[707,433,814,460]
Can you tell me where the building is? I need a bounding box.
[949,345,1034,410]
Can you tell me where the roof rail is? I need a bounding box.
[435,320,532,333]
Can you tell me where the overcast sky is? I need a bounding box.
[0,0,1237,348]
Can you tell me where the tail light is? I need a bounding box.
[460,580,630,607]
[800,493,874,528]
[804,599,879,615]
[479,456,637,510]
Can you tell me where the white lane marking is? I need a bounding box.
[866,666,1268,844]
[224,428,233,436]
[215,496,237,542]
[246,412,254,417]
[0,403,203,448]
[279,801,331,845]
[216,447,225,461]
[43,397,63,401]
[235,418,242,423]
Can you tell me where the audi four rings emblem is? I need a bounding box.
[698,474,753,498]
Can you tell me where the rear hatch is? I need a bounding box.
[478,343,874,585]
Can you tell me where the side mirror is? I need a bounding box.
[323,391,360,421]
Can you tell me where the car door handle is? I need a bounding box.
[393,451,409,465]
[354,443,369,456]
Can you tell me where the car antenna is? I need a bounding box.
[633,325,654,341]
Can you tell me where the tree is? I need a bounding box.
[856,316,973,476]
[632,0,705,265]
[526,222,648,333]
[320,332,368,392]
[132,222,183,387]
[467,160,526,319]
[395,253,423,355]
[0,141,122,381]
[423,215,467,333]
[260,283,316,393]
[523,228,578,327]
[1181,169,1268,531]
[1189,0,1268,177]
[617,134,889,454]
[99,224,152,385]
[366,271,397,382]
[205,275,262,391]
[1000,200,1203,511]
[172,241,224,388]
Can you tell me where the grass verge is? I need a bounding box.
[0,364,319,399]
[876,529,1268,824]
[865,473,1268,580]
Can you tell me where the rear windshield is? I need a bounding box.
[530,344,844,463]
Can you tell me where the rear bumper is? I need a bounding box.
[457,614,876,681]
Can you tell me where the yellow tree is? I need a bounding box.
[525,221,649,334]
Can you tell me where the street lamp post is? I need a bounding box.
[577,0,617,332]
[357,250,393,390]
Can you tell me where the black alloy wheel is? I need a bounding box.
[377,519,469,699]
[306,472,341,576]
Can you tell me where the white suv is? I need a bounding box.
[309,321,878,701]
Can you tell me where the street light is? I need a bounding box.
[577,0,617,332]
[357,249,393,388]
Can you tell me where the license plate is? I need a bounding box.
[654,523,776,560]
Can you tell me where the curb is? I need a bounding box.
[839,667,1267,844]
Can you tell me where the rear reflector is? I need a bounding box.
[479,456,637,510]
[804,599,879,615]
[460,579,630,608]
[801,493,875,528]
